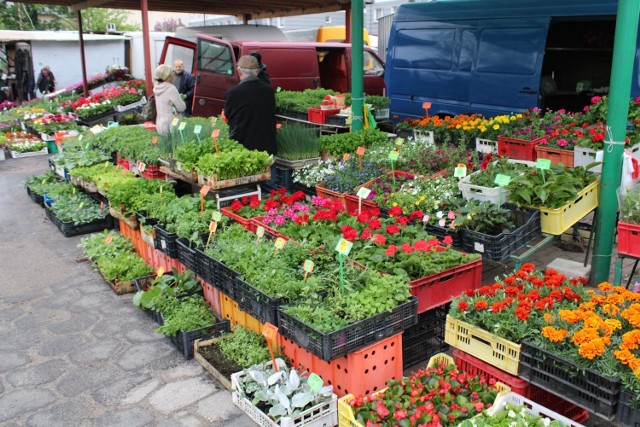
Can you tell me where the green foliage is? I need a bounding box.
[621,184,640,224]
[105,176,169,214]
[79,230,133,261]
[468,157,531,188]
[132,268,200,310]
[196,149,273,180]
[275,89,337,112]
[68,162,116,182]
[24,170,61,195]
[156,295,217,337]
[48,193,108,225]
[80,8,140,32]
[456,201,515,235]
[318,128,388,155]
[276,123,320,160]
[96,252,153,282]
[173,138,240,172]
[88,125,158,157]
[217,326,273,368]
[365,95,390,110]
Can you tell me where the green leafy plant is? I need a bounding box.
[318,128,388,156]
[457,201,515,234]
[469,155,531,188]
[196,149,273,180]
[47,194,109,225]
[156,295,217,337]
[276,123,320,161]
[79,230,134,261]
[620,184,640,224]
[96,252,153,282]
[217,326,273,368]
[132,268,201,310]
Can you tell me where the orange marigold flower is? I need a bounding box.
[572,328,600,345]
[614,348,635,365]
[474,300,489,311]
[543,313,556,324]
[559,309,582,324]
[541,326,568,342]
[598,282,613,292]
[578,338,606,360]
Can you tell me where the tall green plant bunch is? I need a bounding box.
[276,123,320,160]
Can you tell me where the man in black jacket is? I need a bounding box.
[172,59,195,115]
[223,55,276,154]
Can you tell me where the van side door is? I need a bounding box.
[247,46,320,91]
[193,35,239,117]
[469,18,549,115]
[159,36,197,108]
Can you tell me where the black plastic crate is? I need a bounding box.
[519,338,620,420]
[278,296,418,361]
[133,275,165,325]
[214,259,240,299]
[274,166,294,190]
[616,388,640,427]
[27,186,44,207]
[235,278,284,326]
[425,224,464,250]
[176,237,200,273]
[167,319,230,359]
[461,204,541,261]
[45,204,113,237]
[154,224,179,258]
[402,303,449,370]
[195,247,217,285]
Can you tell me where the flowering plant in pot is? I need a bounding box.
[449,263,588,343]
[227,188,309,220]
[348,358,501,426]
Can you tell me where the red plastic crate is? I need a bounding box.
[410,258,482,313]
[497,136,546,161]
[251,218,290,241]
[307,107,341,124]
[220,207,257,233]
[116,153,130,170]
[453,350,589,423]
[200,279,222,319]
[618,221,640,257]
[141,165,166,180]
[315,184,347,208]
[279,332,403,398]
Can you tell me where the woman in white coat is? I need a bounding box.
[153,64,186,135]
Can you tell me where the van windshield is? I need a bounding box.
[197,39,234,75]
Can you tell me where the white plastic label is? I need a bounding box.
[473,242,485,253]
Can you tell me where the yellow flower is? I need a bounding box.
[392,202,398,207]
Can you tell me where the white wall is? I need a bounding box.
[31,39,125,90]
[127,32,173,79]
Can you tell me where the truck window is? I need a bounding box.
[393,29,456,70]
[476,28,543,75]
[197,39,234,75]
[164,44,194,73]
[458,29,476,72]
[364,51,384,76]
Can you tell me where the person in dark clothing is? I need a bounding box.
[223,55,276,154]
[36,65,56,95]
[172,59,195,115]
[249,52,271,86]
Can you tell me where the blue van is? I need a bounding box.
[385,0,640,120]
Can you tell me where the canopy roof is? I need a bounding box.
[10,0,349,19]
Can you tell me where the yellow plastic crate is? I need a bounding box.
[337,353,510,427]
[219,291,263,335]
[444,314,521,375]
[536,179,599,235]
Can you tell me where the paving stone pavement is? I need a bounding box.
[0,156,254,426]
[0,155,628,427]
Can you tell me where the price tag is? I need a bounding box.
[422,101,432,110]
[473,242,485,253]
[178,122,187,131]
[151,136,158,145]
[138,162,147,172]
[276,123,282,129]
[307,373,323,391]
[200,185,211,196]
[454,163,467,178]
[389,151,399,161]
[193,125,202,135]
[303,259,315,273]
[211,129,220,140]
[356,146,366,156]
[262,322,279,341]
[105,235,113,245]
[536,158,551,170]
[156,266,165,277]
[343,153,350,162]
[276,86,282,93]
[212,211,222,222]
[171,118,179,127]
[20,121,26,131]
[100,201,104,209]
[209,221,218,233]
[78,134,83,141]
[211,116,217,126]
[494,174,511,186]
[357,187,372,199]
[274,237,286,250]
[335,238,353,256]
[256,226,265,239]
[394,137,405,146]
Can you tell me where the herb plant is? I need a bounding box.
[276,123,320,160]
[217,326,273,368]
[196,149,273,180]
[156,295,217,337]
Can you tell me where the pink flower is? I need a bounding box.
[447,211,456,220]
[274,215,286,226]
[556,138,569,147]
[438,218,446,227]
[267,208,278,216]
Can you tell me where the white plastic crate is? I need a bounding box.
[413,129,435,146]
[231,363,338,427]
[574,142,640,174]
[374,108,389,119]
[114,96,147,112]
[458,159,535,205]
[476,138,497,154]
[484,392,586,427]
[10,147,48,158]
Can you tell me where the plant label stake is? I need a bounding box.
[105,235,113,245]
[536,158,551,183]
[335,238,353,294]
[356,146,366,169]
[356,187,372,215]
[389,150,399,185]
[211,129,220,154]
[100,201,104,209]
[303,259,315,282]
[262,323,279,371]
[422,101,432,117]
[171,118,179,128]
[255,225,265,243]
[274,237,286,255]
[494,174,511,206]
[138,161,147,173]
[276,86,282,93]
[193,125,202,144]
[343,153,350,163]
[156,266,165,278]
[200,185,211,213]
[307,373,323,392]
[151,136,158,145]
[453,163,467,179]
[395,137,404,153]
[206,220,217,247]
[178,121,186,142]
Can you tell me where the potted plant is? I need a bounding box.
[275,123,320,168]
[196,148,273,189]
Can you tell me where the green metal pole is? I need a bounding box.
[351,0,364,131]
[590,0,640,285]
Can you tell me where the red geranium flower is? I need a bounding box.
[395,216,410,226]
[401,243,414,254]
[368,219,382,230]
[386,225,401,235]
[229,200,243,211]
[360,228,373,240]
[341,225,358,241]
[372,234,386,245]
[388,206,403,217]
[458,300,469,311]
[474,300,488,310]
[385,245,398,256]
[443,235,453,245]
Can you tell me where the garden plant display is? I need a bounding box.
[133,268,201,312]
[458,401,568,427]
[318,128,388,156]
[467,155,530,188]
[319,156,385,193]
[28,112,78,135]
[292,158,343,188]
[394,142,478,177]
[173,137,241,174]
[156,295,218,337]
[348,357,501,426]
[195,148,273,181]
[448,263,588,342]
[9,139,47,153]
[276,122,320,161]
